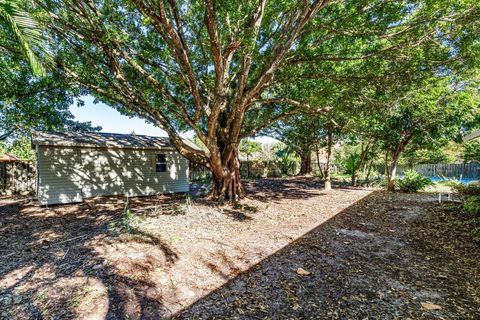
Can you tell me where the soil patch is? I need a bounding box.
[179,192,480,319]
[0,178,370,319]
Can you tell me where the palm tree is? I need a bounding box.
[0,0,45,76]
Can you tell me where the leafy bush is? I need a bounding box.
[463,196,480,215]
[396,170,432,192]
[453,184,480,197]
[363,175,387,188]
[274,147,298,175]
[462,141,480,164]
[462,196,480,243]
[453,184,480,243]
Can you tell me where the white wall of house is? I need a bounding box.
[36,145,189,205]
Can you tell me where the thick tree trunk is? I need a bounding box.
[387,156,399,191]
[299,152,312,175]
[323,127,333,190]
[209,148,244,201]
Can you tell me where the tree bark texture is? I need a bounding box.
[208,147,244,200]
[386,136,412,191]
[323,126,333,190]
[299,151,312,175]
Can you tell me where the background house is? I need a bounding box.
[32,131,193,205]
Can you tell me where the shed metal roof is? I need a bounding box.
[464,130,480,142]
[32,131,183,150]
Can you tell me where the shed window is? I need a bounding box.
[155,154,167,172]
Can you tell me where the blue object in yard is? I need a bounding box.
[427,176,479,184]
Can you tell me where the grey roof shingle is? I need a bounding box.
[32,131,176,150]
[464,130,480,142]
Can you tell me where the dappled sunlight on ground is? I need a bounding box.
[3,179,478,318]
[0,178,371,318]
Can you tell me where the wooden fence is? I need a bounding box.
[0,161,36,195]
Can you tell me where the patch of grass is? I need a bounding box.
[450,184,480,243]
[178,194,193,214]
[70,291,82,309]
[170,235,182,243]
[69,286,107,309]
[109,198,144,235]
[36,292,46,303]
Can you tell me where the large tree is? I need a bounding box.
[0,55,101,140]
[379,75,480,190]
[36,0,479,199]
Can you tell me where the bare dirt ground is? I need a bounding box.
[0,178,479,319]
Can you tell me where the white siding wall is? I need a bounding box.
[36,146,189,205]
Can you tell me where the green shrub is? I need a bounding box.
[463,195,480,215]
[363,175,387,188]
[396,170,432,192]
[453,184,480,243]
[110,198,143,234]
[464,197,480,243]
[453,184,480,197]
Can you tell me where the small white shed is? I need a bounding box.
[32,131,192,205]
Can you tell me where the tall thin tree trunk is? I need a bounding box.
[324,127,333,190]
[387,152,401,191]
[315,142,324,179]
[365,159,374,182]
[386,137,411,191]
[351,140,373,187]
[384,151,389,178]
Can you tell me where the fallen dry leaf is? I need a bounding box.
[296,267,311,276]
[421,302,442,310]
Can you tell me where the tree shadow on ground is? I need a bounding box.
[191,177,357,214]
[5,182,473,319]
[191,176,332,203]
[0,195,181,319]
[191,177,342,221]
[243,177,358,203]
[175,192,480,319]
[1,178,350,318]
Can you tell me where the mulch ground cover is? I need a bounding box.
[179,192,480,319]
[0,178,478,319]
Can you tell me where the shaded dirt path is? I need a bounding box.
[178,192,480,319]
